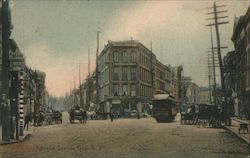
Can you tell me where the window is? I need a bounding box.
[119,52,123,63]
[119,84,123,96]
[131,84,136,96]
[113,51,119,62]
[122,67,128,81]
[113,84,119,96]
[122,84,128,96]
[131,51,136,62]
[131,67,137,80]
[113,67,119,80]
[122,51,128,63]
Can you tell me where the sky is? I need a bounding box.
[10,0,250,97]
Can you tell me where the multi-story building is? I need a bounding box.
[246,6,250,119]
[94,40,181,116]
[230,6,250,119]
[223,51,237,116]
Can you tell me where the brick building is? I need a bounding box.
[226,5,250,119]
[82,40,182,116]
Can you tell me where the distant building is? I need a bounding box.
[181,76,200,104]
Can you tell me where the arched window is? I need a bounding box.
[122,51,128,63]
[113,51,119,62]
[130,51,136,63]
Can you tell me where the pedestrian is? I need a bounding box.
[24,113,32,130]
[83,111,87,124]
[110,112,114,122]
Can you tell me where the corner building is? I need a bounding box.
[97,40,180,116]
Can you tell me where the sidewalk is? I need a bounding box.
[0,125,34,145]
[224,117,250,145]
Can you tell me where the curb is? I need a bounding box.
[222,126,250,146]
[0,133,32,145]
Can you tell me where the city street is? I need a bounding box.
[0,114,249,158]
[0,1,250,158]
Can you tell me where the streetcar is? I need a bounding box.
[152,94,177,122]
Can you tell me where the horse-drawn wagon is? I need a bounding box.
[69,108,86,123]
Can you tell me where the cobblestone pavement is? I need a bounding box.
[0,113,249,158]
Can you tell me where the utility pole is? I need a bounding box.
[209,25,217,105]
[88,45,91,110]
[1,0,11,141]
[206,2,230,125]
[150,40,153,53]
[73,76,76,107]
[208,60,212,104]
[79,64,83,109]
[96,31,100,112]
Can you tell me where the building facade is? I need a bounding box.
[181,76,200,105]
[229,6,250,119]
[93,40,181,116]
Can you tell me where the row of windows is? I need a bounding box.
[113,84,136,96]
[98,69,109,85]
[156,80,165,91]
[99,53,109,69]
[113,51,136,63]
[140,53,151,69]
[156,68,165,80]
[113,66,137,81]
[140,67,152,84]
[140,84,152,97]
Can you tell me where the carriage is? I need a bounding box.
[35,110,62,126]
[44,110,62,125]
[181,104,223,127]
[195,104,222,127]
[69,108,86,123]
[181,104,196,125]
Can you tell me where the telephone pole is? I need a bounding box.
[88,46,91,110]
[206,2,230,125]
[209,25,217,105]
[73,76,76,107]
[208,60,212,104]
[79,64,83,109]
[96,31,100,112]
